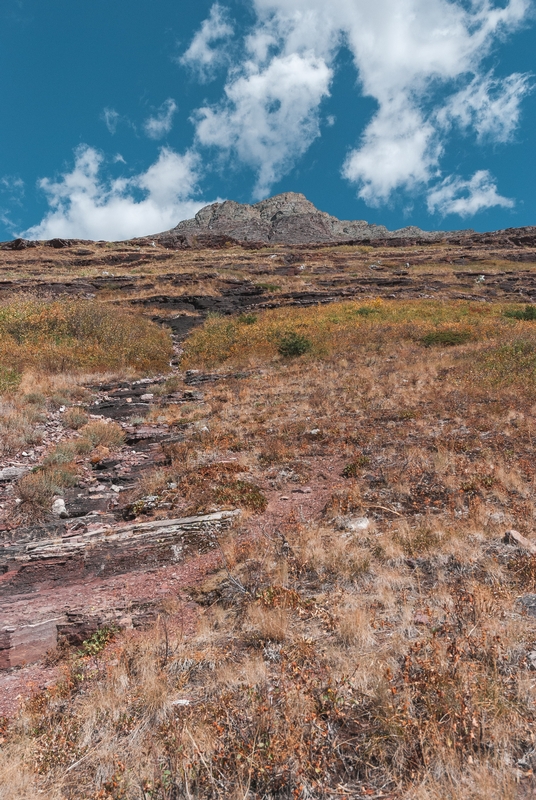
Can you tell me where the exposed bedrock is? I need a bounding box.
[0,511,239,669]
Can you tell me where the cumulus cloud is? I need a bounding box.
[185,0,531,209]
[427,170,514,217]
[180,4,234,80]
[194,51,331,198]
[343,102,441,205]
[143,98,178,140]
[23,145,207,241]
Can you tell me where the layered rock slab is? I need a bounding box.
[0,511,239,669]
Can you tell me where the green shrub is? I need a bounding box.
[277,332,312,358]
[42,442,77,466]
[504,304,536,321]
[237,313,258,325]
[353,306,380,317]
[342,457,370,477]
[420,330,472,347]
[79,626,116,657]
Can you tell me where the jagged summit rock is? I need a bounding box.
[153,192,452,247]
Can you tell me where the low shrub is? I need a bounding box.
[77,420,124,449]
[214,479,268,512]
[342,456,370,477]
[62,407,89,430]
[504,304,536,321]
[18,465,79,509]
[471,338,536,391]
[0,366,21,393]
[420,330,472,347]
[277,331,312,358]
[237,313,258,325]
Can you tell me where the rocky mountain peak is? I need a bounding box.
[159,192,413,246]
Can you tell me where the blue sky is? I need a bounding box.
[0,0,534,240]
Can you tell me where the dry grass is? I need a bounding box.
[0,295,171,458]
[0,296,172,375]
[181,299,536,376]
[4,298,536,798]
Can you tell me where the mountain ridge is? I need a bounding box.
[156,191,468,247]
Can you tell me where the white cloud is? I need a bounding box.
[23,145,207,241]
[187,0,531,206]
[143,98,178,140]
[438,72,533,144]
[180,4,234,81]
[343,101,441,205]
[102,108,121,135]
[427,170,514,217]
[0,175,24,196]
[194,52,332,198]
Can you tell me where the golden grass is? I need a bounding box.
[181,299,536,384]
[0,296,172,376]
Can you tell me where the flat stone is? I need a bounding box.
[345,517,371,532]
[0,467,27,482]
[0,617,64,669]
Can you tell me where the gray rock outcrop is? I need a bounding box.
[153,192,463,247]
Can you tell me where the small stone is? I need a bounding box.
[309,429,321,435]
[340,516,370,532]
[0,467,28,482]
[59,406,66,413]
[291,487,312,494]
[111,485,121,493]
[140,393,154,401]
[280,496,290,501]
[52,498,67,517]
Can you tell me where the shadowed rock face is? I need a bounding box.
[157,192,458,246]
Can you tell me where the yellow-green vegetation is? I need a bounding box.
[0,297,172,377]
[181,300,536,373]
